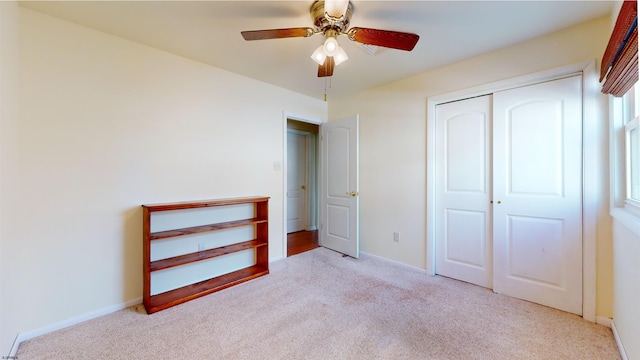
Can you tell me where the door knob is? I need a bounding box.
[301,185,306,190]
[347,191,357,197]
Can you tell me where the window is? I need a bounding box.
[605,1,640,233]
[624,83,640,208]
[615,82,640,219]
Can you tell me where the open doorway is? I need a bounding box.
[286,119,319,256]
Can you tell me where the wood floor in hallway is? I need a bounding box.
[287,230,318,257]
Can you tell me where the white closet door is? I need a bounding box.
[435,95,493,288]
[492,75,583,315]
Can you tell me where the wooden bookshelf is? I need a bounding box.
[142,196,269,314]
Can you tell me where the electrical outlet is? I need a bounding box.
[393,232,400,242]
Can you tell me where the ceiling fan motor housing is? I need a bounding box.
[310,0,353,34]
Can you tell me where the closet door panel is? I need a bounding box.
[435,95,492,288]
[492,75,583,315]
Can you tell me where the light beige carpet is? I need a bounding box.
[18,247,620,359]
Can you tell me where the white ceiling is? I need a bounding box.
[19,1,615,100]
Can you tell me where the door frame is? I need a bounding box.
[426,60,600,322]
[282,112,323,259]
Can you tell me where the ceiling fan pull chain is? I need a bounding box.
[324,78,328,101]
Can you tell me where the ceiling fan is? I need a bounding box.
[241,0,420,77]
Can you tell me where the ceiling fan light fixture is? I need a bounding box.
[325,0,350,19]
[333,46,349,66]
[310,45,327,65]
[323,36,339,56]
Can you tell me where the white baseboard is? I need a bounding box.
[359,251,428,273]
[8,297,142,357]
[611,320,629,360]
[596,316,612,328]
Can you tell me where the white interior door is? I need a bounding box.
[287,131,307,233]
[435,95,493,288]
[434,76,583,315]
[320,115,359,258]
[493,75,583,315]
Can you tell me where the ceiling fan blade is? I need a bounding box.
[318,57,335,77]
[241,27,314,41]
[347,27,419,51]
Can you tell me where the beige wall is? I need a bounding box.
[0,7,326,354]
[0,1,21,354]
[612,217,640,359]
[329,16,614,317]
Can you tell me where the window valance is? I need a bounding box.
[600,0,638,97]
